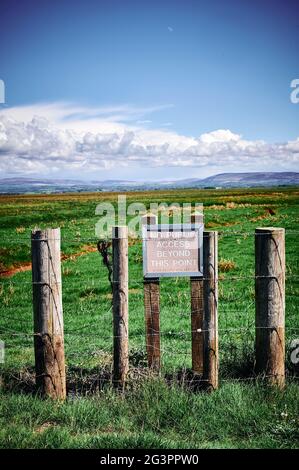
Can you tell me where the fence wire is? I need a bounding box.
[0,229,298,391]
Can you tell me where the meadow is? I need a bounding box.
[0,187,298,449]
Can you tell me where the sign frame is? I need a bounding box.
[142,223,204,279]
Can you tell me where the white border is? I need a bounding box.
[142,223,204,279]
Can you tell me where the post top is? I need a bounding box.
[255,227,285,233]
[191,213,204,223]
[141,213,158,225]
[112,226,128,239]
[31,227,61,239]
[141,212,158,224]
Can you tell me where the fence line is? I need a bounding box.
[3,274,299,284]
[2,322,299,339]
[1,225,299,399]
[2,228,299,243]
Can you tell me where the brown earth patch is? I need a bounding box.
[0,245,97,278]
[249,207,277,223]
[35,422,57,434]
[205,220,238,228]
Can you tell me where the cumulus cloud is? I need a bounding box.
[0,102,298,176]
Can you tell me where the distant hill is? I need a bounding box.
[199,172,299,188]
[0,172,298,194]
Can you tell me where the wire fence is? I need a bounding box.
[0,229,298,394]
[1,229,299,242]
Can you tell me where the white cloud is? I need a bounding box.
[0,101,298,177]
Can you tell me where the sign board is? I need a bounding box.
[142,224,203,278]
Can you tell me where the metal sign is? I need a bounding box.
[142,223,203,278]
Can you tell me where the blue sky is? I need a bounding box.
[0,0,298,180]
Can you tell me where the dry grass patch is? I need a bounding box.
[15,226,26,234]
[35,422,57,434]
[219,258,237,272]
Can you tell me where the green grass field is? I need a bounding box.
[0,187,298,449]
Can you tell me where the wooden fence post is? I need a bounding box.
[190,214,203,374]
[144,278,160,370]
[190,213,204,374]
[142,214,161,370]
[203,231,218,390]
[190,278,203,373]
[112,226,129,387]
[31,228,66,400]
[255,227,285,387]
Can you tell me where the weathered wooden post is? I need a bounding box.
[190,213,204,374]
[142,214,161,370]
[191,278,203,373]
[203,231,219,390]
[31,228,66,400]
[255,227,285,387]
[112,226,129,387]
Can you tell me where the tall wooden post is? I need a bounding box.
[203,231,218,390]
[142,214,161,370]
[255,227,285,387]
[144,278,160,369]
[31,228,66,400]
[190,212,204,374]
[190,278,203,373]
[112,226,129,387]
